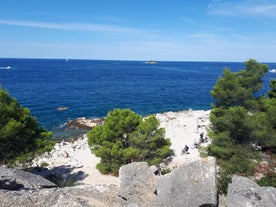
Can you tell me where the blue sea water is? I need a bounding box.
[0,58,275,138]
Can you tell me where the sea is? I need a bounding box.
[0,58,275,138]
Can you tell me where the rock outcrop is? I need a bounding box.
[0,166,124,207]
[0,166,56,190]
[65,117,104,130]
[4,157,276,207]
[157,156,217,207]
[226,175,276,207]
[0,185,124,207]
[0,158,218,207]
[119,162,158,206]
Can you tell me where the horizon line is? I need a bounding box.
[1,57,275,63]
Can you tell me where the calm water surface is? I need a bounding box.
[0,59,275,137]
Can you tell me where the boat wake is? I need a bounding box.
[0,66,11,70]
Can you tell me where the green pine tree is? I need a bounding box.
[88,108,173,175]
[0,86,54,165]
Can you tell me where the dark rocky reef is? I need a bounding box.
[65,117,104,130]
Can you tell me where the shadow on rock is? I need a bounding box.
[30,165,88,187]
[0,179,24,190]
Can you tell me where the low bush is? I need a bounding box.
[46,173,74,187]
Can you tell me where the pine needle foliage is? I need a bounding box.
[208,59,276,194]
[88,108,173,175]
[0,86,54,166]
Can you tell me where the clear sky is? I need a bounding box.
[0,0,276,62]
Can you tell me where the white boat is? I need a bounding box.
[57,106,68,111]
[6,66,11,69]
[269,69,276,73]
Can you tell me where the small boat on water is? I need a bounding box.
[269,69,276,73]
[57,107,68,111]
[6,66,11,69]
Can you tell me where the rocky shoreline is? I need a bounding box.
[65,117,105,130]
[1,109,276,206]
[31,109,211,186]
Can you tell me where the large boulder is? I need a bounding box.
[0,157,219,207]
[0,166,56,190]
[156,157,217,207]
[119,162,158,206]
[226,175,276,207]
[0,185,124,207]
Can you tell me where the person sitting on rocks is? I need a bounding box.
[200,132,204,138]
[200,132,204,143]
[182,145,189,155]
[65,151,70,158]
[184,145,189,154]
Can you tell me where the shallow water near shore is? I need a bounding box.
[0,58,275,138]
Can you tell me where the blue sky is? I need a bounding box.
[0,0,276,61]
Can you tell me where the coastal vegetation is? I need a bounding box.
[88,108,173,175]
[207,59,276,194]
[0,86,54,166]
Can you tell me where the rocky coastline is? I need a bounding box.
[64,117,105,130]
[1,109,275,206]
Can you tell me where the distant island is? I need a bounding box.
[145,60,158,64]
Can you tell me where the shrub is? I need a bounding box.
[217,169,232,195]
[257,172,276,187]
[46,173,74,187]
[39,161,49,167]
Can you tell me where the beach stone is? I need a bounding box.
[0,166,56,190]
[119,162,158,206]
[226,175,276,207]
[156,156,217,207]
